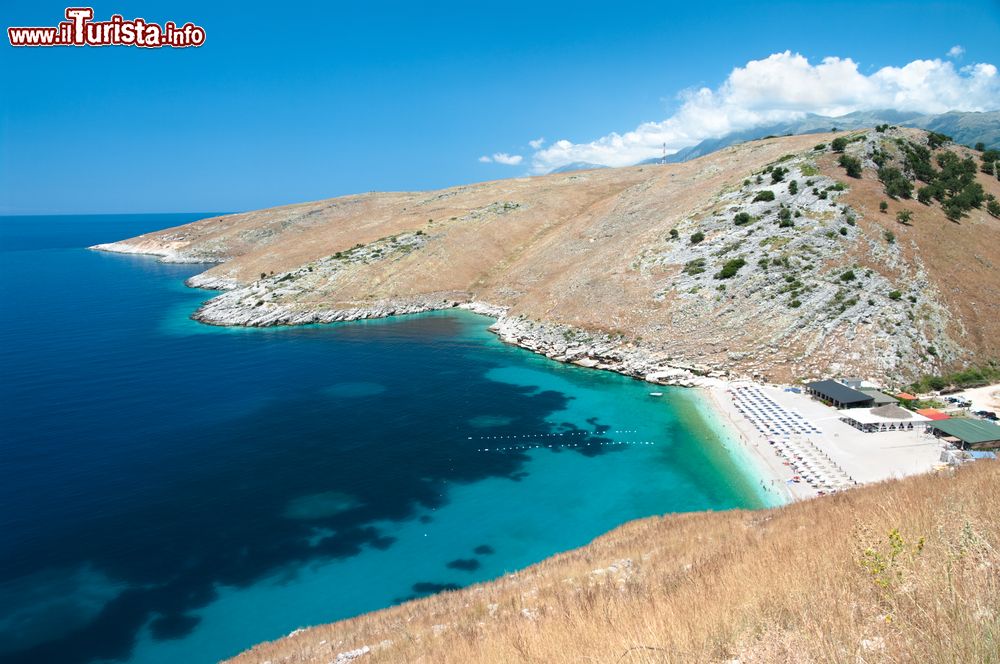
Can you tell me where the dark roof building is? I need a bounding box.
[805,380,875,409]
[859,389,898,406]
[930,419,1000,449]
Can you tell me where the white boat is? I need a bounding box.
[649,392,663,397]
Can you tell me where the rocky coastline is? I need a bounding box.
[195,288,716,386]
[90,239,733,387]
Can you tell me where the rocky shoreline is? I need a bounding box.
[194,289,717,386]
[91,240,229,265]
[93,236,725,386]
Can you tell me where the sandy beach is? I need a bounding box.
[701,382,809,503]
[700,379,947,503]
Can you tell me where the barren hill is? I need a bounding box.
[95,128,1000,384]
[224,459,999,664]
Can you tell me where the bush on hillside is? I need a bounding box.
[878,166,913,199]
[714,257,746,280]
[838,155,863,178]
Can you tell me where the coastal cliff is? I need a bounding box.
[93,128,1000,385]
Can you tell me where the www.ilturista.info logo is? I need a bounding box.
[7,7,205,48]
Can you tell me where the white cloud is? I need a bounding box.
[528,137,546,149]
[478,155,493,163]
[531,51,1000,172]
[491,152,523,166]
[947,45,965,58]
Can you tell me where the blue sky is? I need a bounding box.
[1,0,998,214]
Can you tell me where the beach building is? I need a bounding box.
[896,392,918,401]
[838,404,932,433]
[805,380,874,409]
[859,389,898,406]
[915,408,950,421]
[930,418,1000,450]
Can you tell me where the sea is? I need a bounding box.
[0,213,776,664]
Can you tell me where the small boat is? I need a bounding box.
[649,392,663,397]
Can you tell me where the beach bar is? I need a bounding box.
[930,419,1000,450]
[838,405,931,433]
[805,380,874,409]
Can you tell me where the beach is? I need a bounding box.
[700,380,946,503]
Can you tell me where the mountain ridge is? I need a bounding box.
[558,110,1000,175]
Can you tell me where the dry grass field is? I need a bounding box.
[228,461,999,664]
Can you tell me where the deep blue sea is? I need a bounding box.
[0,214,773,664]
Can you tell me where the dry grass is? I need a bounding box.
[228,461,1000,664]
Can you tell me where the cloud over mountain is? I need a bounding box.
[531,51,1000,172]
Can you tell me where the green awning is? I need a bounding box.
[932,418,1000,445]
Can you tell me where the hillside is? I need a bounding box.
[225,460,999,664]
[94,128,1000,384]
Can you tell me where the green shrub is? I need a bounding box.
[884,230,896,244]
[879,200,888,213]
[840,269,856,282]
[927,132,951,149]
[831,137,848,153]
[839,227,848,236]
[753,190,775,202]
[788,180,798,195]
[789,299,802,308]
[988,200,1000,218]
[896,210,912,224]
[715,257,746,280]
[878,166,913,199]
[814,143,827,151]
[690,231,705,244]
[683,258,707,275]
[888,290,902,300]
[734,212,753,226]
[669,228,679,239]
[838,155,863,178]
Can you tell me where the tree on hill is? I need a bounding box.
[988,199,1000,218]
[896,210,912,225]
[927,132,951,149]
[831,137,848,153]
[878,166,913,199]
[838,155,862,178]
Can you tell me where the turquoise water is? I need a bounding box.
[0,214,773,664]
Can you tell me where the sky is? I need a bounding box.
[1,0,999,215]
